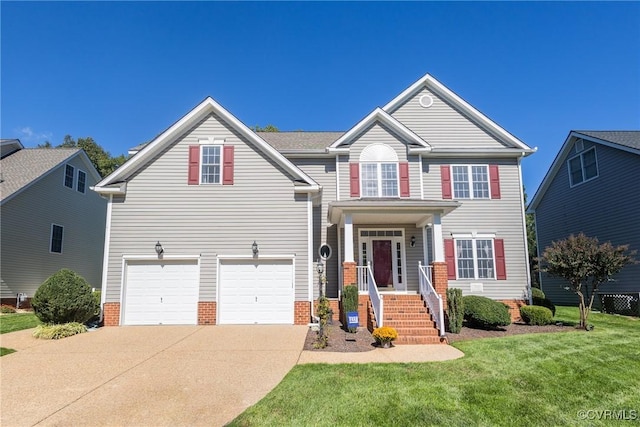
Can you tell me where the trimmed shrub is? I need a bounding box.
[463,295,511,329]
[520,305,553,326]
[532,296,556,316]
[446,288,464,333]
[31,269,98,324]
[32,322,87,339]
[341,285,359,333]
[531,287,545,299]
[1,305,17,314]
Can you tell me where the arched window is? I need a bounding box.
[359,143,399,197]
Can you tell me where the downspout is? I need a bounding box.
[99,194,113,323]
[307,193,316,324]
[517,156,533,305]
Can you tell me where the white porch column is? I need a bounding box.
[432,212,444,262]
[344,213,354,262]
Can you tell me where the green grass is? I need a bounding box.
[0,347,16,356]
[0,312,41,334]
[230,307,640,427]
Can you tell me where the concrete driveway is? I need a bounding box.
[0,325,308,427]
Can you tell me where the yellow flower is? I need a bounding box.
[372,326,398,343]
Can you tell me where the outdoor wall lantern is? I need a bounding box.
[252,241,259,255]
[410,236,416,247]
[155,241,164,255]
[316,259,324,275]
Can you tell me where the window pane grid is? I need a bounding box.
[51,225,63,253]
[456,240,474,279]
[201,146,221,184]
[77,171,86,193]
[569,148,598,186]
[64,165,74,188]
[452,166,469,198]
[476,239,494,279]
[456,238,495,279]
[472,166,489,198]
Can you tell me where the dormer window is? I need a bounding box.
[355,143,409,198]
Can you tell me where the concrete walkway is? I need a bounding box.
[1,326,464,427]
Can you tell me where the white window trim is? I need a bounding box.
[453,235,496,280]
[199,140,225,185]
[567,146,599,188]
[63,164,75,189]
[50,223,64,254]
[450,164,490,200]
[76,169,87,194]
[360,162,399,198]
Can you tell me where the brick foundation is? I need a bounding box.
[313,298,340,322]
[103,302,121,326]
[198,302,216,325]
[342,261,357,287]
[500,299,527,321]
[294,301,311,325]
[358,294,370,328]
[432,262,449,310]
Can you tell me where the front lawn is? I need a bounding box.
[231,307,640,426]
[0,312,41,334]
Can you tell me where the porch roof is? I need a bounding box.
[327,199,460,227]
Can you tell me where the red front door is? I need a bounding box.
[372,240,393,286]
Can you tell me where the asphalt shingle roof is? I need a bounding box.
[256,131,344,151]
[0,148,81,201]
[576,131,640,151]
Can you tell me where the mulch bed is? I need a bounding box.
[304,320,576,352]
[446,321,576,343]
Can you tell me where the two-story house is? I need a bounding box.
[94,74,534,342]
[528,131,640,307]
[0,140,107,306]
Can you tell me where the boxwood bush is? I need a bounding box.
[446,288,464,333]
[341,285,359,333]
[31,269,98,324]
[532,296,556,316]
[462,295,511,329]
[520,305,553,326]
[531,287,545,299]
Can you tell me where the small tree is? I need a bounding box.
[540,233,636,329]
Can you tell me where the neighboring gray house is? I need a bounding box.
[528,131,640,305]
[94,73,534,342]
[0,141,107,306]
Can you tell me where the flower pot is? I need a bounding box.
[381,341,391,349]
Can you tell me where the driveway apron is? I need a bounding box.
[0,325,308,426]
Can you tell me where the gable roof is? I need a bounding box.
[527,130,640,212]
[0,148,98,205]
[329,107,431,152]
[258,131,343,152]
[95,97,320,194]
[1,139,24,159]
[383,73,534,153]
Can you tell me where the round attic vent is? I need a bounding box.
[419,94,434,108]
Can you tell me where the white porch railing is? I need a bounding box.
[418,262,445,337]
[357,262,383,327]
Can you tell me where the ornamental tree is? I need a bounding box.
[540,233,636,329]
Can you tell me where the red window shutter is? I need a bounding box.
[444,239,457,280]
[399,162,410,197]
[495,238,507,280]
[489,164,501,199]
[349,163,360,197]
[222,145,234,185]
[441,165,452,199]
[188,145,200,185]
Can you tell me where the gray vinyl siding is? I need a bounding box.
[424,158,529,300]
[338,122,421,200]
[389,87,509,150]
[105,112,310,303]
[535,141,640,305]
[290,158,339,298]
[1,155,106,298]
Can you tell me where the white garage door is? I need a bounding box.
[123,259,199,325]
[219,259,294,324]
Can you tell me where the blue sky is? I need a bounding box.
[2,1,639,195]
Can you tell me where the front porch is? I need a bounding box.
[328,199,459,343]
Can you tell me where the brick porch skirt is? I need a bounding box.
[500,299,527,321]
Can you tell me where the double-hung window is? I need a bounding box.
[361,163,398,197]
[50,224,64,254]
[452,165,489,199]
[64,165,75,189]
[201,145,221,184]
[77,170,87,194]
[568,147,598,186]
[456,238,495,279]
